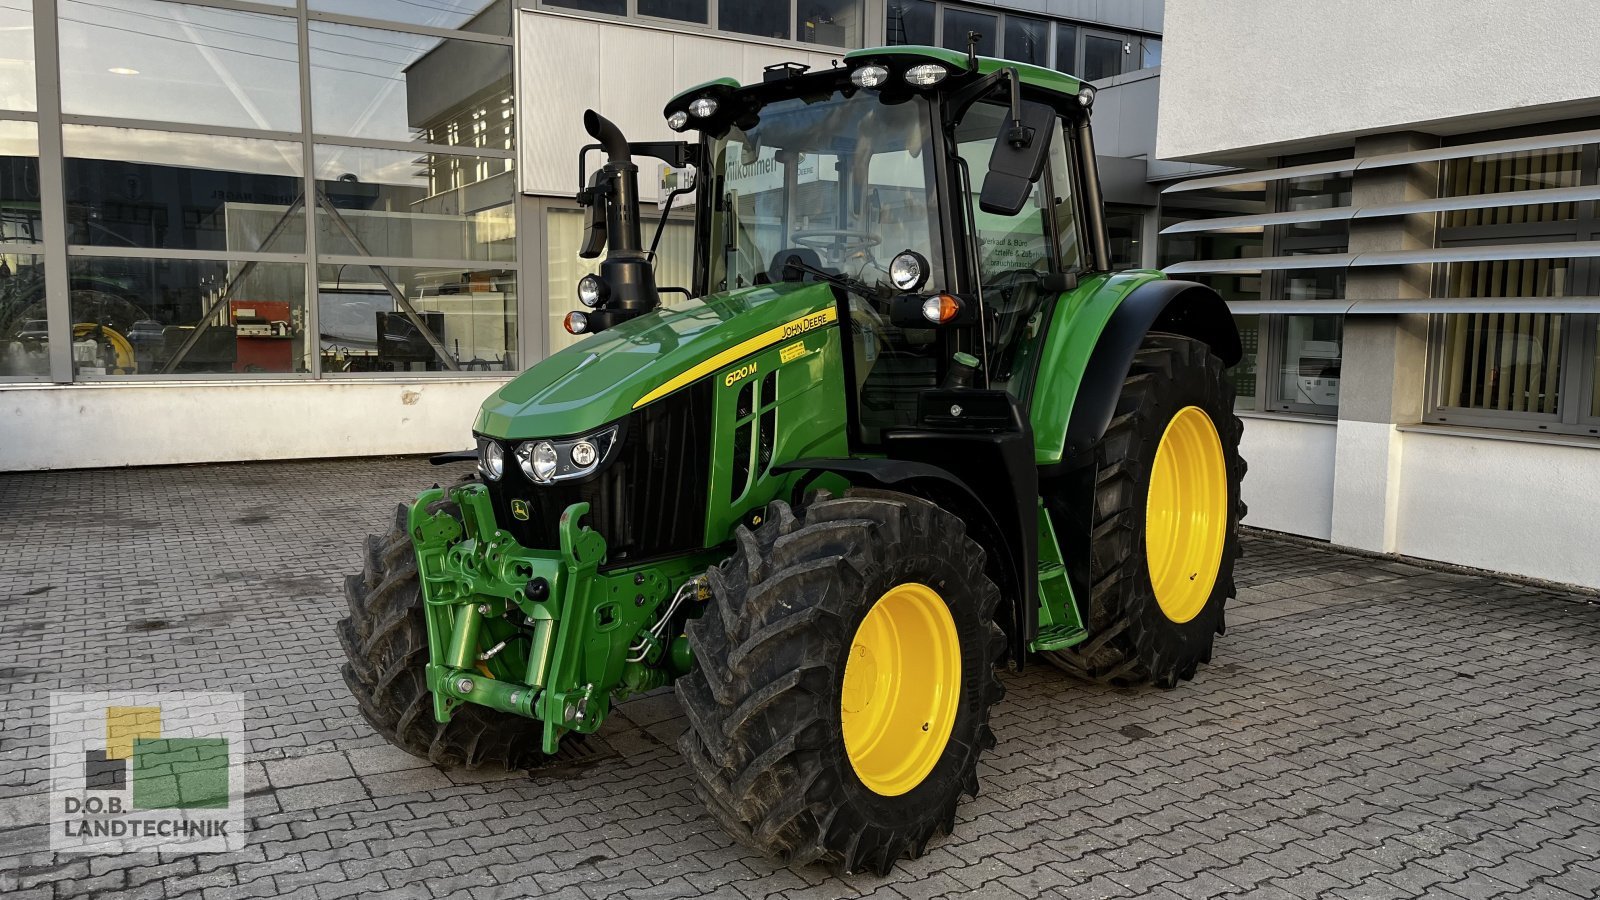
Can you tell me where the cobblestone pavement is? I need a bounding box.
[3,458,1600,900]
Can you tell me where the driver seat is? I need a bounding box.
[761,247,825,284]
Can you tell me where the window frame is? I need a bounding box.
[1423,143,1600,437]
[536,0,867,50]
[884,1,1158,80]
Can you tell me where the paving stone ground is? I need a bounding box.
[3,457,1600,900]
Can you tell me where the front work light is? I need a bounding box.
[519,440,560,484]
[577,274,606,308]
[570,440,598,469]
[479,440,505,481]
[1077,85,1096,108]
[904,64,948,86]
[851,64,888,88]
[689,97,718,118]
[564,311,589,335]
[921,293,963,325]
[667,110,689,130]
[889,250,929,292]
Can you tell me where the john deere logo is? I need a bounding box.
[510,499,531,521]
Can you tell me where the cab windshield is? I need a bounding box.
[705,90,944,294]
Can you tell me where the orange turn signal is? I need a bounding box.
[563,311,589,334]
[920,293,962,325]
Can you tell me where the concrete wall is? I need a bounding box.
[0,380,503,470]
[1158,0,1600,163]
[1395,430,1600,590]
[1238,416,1337,541]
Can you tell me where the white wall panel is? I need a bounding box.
[521,14,601,197]
[1238,416,1337,540]
[1396,431,1600,590]
[1159,0,1600,163]
[0,380,509,471]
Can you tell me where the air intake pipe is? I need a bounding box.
[582,110,660,324]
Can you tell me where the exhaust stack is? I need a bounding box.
[573,110,660,333]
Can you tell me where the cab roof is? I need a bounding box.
[664,44,1084,110]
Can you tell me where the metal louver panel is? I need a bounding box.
[1165,240,1600,275]
[1223,297,1600,315]
[1160,185,1600,236]
[1161,127,1600,194]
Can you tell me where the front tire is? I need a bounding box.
[338,497,550,769]
[1043,333,1245,687]
[676,490,1004,875]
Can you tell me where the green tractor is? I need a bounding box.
[339,44,1244,875]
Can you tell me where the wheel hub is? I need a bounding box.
[1145,405,1229,623]
[839,583,961,796]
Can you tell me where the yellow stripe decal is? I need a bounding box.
[633,306,838,409]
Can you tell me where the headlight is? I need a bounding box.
[851,64,888,88]
[518,440,559,484]
[904,64,948,86]
[1077,85,1096,108]
[577,274,606,308]
[512,426,619,485]
[689,97,718,118]
[667,110,689,130]
[479,439,505,481]
[889,250,929,292]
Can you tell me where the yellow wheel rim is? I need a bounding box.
[840,583,961,796]
[1145,405,1229,624]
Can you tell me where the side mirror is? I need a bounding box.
[978,99,1056,216]
[577,170,607,259]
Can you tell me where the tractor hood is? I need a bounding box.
[475,281,837,440]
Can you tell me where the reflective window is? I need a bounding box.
[67,256,307,377]
[1002,15,1049,66]
[1105,206,1142,271]
[318,264,516,372]
[1442,146,1583,227]
[0,0,35,111]
[0,253,48,378]
[1053,24,1077,75]
[59,0,300,132]
[314,145,514,264]
[639,0,707,24]
[1141,37,1162,68]
[885,1,934,45]
[309,23,514,148]
[1439,258,1570,417]
[545,0,626,15]
[311,0,510,35]
[1279,315,1342,411]
[797,1,861,47]
[1082,33,1123,81]
[1230,315,1258,410]
[0,121,41,246]
[64,125,304,253]
[942,9,995,56]
[720,2,789,40]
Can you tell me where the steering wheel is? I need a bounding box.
[790,229,882,259]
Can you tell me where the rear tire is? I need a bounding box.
[1043,333,1245,688]
[676,490,1005,875]
[338,496,550,769]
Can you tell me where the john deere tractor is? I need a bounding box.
[339,44,1244,875]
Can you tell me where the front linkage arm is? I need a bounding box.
[409,483,705,755]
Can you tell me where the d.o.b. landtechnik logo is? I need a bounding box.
[50,692,246,853]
